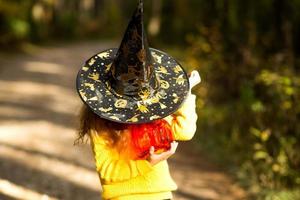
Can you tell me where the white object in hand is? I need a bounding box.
[189,70,201,88]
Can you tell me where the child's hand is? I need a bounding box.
[147,141,178,166]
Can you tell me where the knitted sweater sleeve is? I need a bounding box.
[90,132,153,183]
[165,94,198,141]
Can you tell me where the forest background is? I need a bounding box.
[0,0,300,199]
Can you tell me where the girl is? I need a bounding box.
[76,1,200,199]
[77,90,198,200]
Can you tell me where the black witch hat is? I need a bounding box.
[76,0,190,124]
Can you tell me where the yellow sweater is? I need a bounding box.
[90,94,197,200]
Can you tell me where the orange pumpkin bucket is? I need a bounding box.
[130,120,174,159]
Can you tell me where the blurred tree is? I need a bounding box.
[93,0,104,18]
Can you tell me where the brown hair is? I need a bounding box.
[75,105,128,145]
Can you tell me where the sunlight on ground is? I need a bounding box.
[0,178,58,200]
[0,53,102,199]
[0,121,101,192]
[0,144,100,192]
[23,62,66,75]
[0,80,78,116]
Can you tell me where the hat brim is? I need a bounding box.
[76,48,190,124]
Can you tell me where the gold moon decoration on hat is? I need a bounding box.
[160,80,170,89]
[114,99,128,108]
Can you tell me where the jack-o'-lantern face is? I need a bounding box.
[114,99,128,108]
[160,80,170,89]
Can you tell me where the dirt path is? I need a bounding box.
[0,41,247,200]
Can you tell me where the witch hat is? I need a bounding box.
[76,0,190,124]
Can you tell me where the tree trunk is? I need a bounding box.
[273,0,284,50]
[273,0,294,66]
[94,0,104,18]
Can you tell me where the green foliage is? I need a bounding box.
[0,0,126,44]
[264,189,300,200]
[0,0,32,44]
[183,1,300,197]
